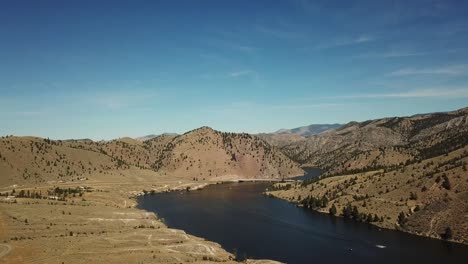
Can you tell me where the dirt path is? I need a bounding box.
[0,244,12,259]
[427,216,436,236]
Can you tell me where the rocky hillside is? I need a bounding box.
[153,127,303,180]
[256,133,306,148]
[268,107,468,244]
[281,107,468,176]
[0,127,303,187]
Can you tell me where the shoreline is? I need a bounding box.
[266,190,468,246]
[0,177,283,264]
[130,177,298,198]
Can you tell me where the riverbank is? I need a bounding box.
[130,177,302,198]
[0,171,282,264]
[266,178,468,246]
[138,180,468,263]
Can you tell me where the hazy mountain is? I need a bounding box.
[257,123,343,148]
[136,133,178,142]
[275,123,343,136]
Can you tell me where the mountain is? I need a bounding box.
[153,127,304,180]
[281,107,468,175]
[268,107,468,244]
[257,123,342,148]
[0,127,303,187]
[274,123,343,136]
[136,133,179,142]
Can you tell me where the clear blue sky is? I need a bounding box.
[1,0,468,140]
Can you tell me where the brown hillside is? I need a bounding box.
[267,107,468,244]
[281,107,468,176]
[153,127,304,180]
[0,128,303,187]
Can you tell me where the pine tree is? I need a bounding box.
[329,204,337,215]
[373,214,380,222]
[342,204,353,218]
[398,212,406,227]
[442,227,453,240]
[352,206,360,221]
[442,175,451,190]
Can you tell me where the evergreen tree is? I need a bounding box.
[373,214,380,222]
[329,204,337,215]
[397,212,407,227]
[442,175,451,190]
[352,206,360,221]
[442,227,453,240]
[342,204,353,219]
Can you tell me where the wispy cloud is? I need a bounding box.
[315,35,375,50]
[197,70,256,79]
[332,87,468,99]
[203,101,351,114]
[90,91,158,110]
[354,51,427,59]
[388,65,468,76]
[228,70,254,78]
[353,36,374,44]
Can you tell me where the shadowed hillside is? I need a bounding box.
[268,107,468,244]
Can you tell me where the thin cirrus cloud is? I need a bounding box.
[315,35,375,50]
[353,51,428,59]
[203,101,350,114]
[229,70,254,78]
[388,65,468,77]
[334,88,468,99]
[89,92,159,110]
[198,70,255,79]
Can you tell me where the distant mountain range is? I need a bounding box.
[256,123,343,147]
[136,133,178,141]
[274,124,343,136]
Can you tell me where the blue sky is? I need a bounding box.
[1,0,468,140]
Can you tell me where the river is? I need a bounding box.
[138,180,468,263]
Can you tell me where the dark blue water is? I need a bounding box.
[138,182,468,264]
[291,167,323,181]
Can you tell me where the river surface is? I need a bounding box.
[290,167,322,181]
[138,181,468,263]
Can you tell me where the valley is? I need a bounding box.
[1,107,467,263]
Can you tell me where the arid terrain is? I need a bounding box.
[0,171,282,264]
[0,128,298,263]
[1,108,467,264]
[267,107,468,244]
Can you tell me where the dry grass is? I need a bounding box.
[268,146,468,244]
[0,171,281,264]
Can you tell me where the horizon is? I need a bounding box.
[3,105,466,141]
[2,1,468,140]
